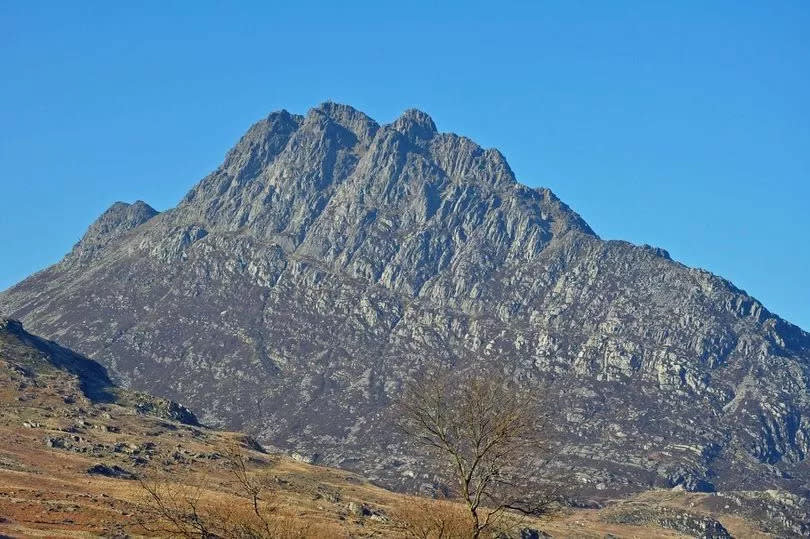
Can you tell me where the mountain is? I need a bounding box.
[2,102,809,500]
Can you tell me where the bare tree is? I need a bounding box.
[136,479,224,538]
[397,368,559,538]
[223,441,277,536]
[391,496,471,539]
[136,443,311,538]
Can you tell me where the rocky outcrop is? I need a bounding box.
[603,505,732,538]
[63,200,158,266]
[1,103,808,498]
[0,316,198,426]
[707,490,810,537]
[86,463,136,480]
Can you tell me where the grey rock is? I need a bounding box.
[63,200,158,266]
[493,528,552,539]
[520,528,551,539]
[703,491,810,536]
[86,463,136,480]
[133,396,198,426]
[603,505,732,538]
[347,501,386,521]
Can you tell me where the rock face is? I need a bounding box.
[603,505,733,539]
[64,200,158,265]
[1,102,809,497]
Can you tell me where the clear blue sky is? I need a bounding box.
[1,1,808,330]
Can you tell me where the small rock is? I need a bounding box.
[86,463,136,480]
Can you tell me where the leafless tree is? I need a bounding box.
[223,442,276,532]
[397,368,560,538]
[136,479,224,538]
[136,443,311,538]
[391,496,471,539]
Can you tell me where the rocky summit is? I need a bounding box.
[2,102,809,501]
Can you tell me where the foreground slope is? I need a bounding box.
[1,317,807,537]
[2,103,809,498]
[0,316,416,537]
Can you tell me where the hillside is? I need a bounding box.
[1,317,808,537]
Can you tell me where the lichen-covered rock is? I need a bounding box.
[2,102,809,500]
[603,505,732,538]
[703,491,810,537]
[129,393,199,426]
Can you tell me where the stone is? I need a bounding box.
[86,463,136,480]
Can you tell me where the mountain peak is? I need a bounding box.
[91,200,158,232]
[312,101,366,119]
[64,200,158,265]
[307,101,379,142]
[216,110,303,184]
[167,103,599,270]
[391,108,437,140]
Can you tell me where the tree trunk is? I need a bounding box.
[470,507,480,539]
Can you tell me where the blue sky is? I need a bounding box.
[1,1,808,330]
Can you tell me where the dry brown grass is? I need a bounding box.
[135,478,317,538]
[388,497,471,539]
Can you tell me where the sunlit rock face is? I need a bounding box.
[3,102,809,497]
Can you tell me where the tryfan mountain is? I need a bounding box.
[2,102,808,500]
